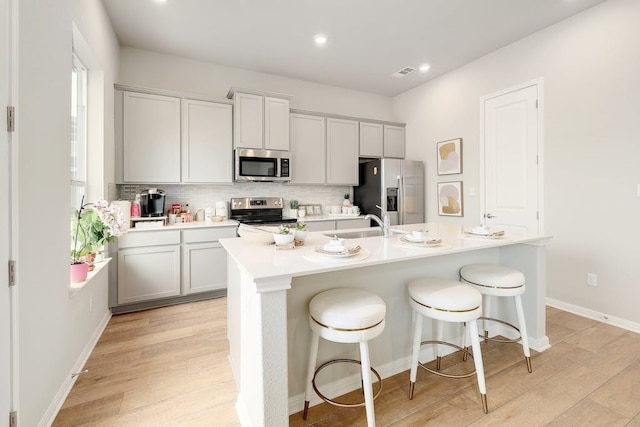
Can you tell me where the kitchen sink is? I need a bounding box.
[323,229,384,239]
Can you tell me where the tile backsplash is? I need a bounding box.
[115,183,352,216]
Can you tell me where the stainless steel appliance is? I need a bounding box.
[354,159,424,225]
[234,149,290,182]
[230,197,298,225]
[140,188,166,217]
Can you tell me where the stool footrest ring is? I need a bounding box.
[312,358,383,408]
[478,317,521,344]
[418,340,476,379]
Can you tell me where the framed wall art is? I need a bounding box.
[437,138,462,175]
[438,181,463,217]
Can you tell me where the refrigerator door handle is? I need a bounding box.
[398,175,404,225]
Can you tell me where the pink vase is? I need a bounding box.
[70,263,89,282]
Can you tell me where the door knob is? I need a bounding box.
[485,213,497,219]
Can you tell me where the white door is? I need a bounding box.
[1,0,14,417]
[481,81,542,233]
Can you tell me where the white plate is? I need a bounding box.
[402,234,431,243]
[464,231,505,239]
[314,246,361,258]
[304,248,370,263]
[400,236,442,246]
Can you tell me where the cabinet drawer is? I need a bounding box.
[182,226,237,243]
[118,230,181,248]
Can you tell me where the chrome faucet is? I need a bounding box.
[365,205,391,237]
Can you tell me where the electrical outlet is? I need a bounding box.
[587,273,597,287]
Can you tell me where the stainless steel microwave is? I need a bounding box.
[234,149,291,182]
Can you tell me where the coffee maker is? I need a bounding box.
[140,189,166,217]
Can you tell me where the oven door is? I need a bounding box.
[234,149,290,182]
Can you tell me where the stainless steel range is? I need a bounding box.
[230,197,298,225]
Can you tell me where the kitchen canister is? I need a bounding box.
[112,200,131,229]
[215,201,228,220]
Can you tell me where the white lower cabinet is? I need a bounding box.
[182,227,237,294]
[117,244,181,305]
[116,227,236,306]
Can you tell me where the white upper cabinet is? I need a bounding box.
[234,92,264,149]
[383,124,406,158]
[264,96,290,151]
[122,91,181,183]
[181,99,233,183]
[326,117,359,185]
[359,122,384,157]
[231,89,291,151]
[116,87,234,184]
[290,113,326,184]
[359,122,405,158]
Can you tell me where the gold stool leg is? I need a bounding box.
[408,382,415,400]
[481,394,488,414]
[525,356,532,373]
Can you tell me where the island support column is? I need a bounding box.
[233,267,292,427]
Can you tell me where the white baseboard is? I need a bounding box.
[38,310,111,427]
[546,298,640,334]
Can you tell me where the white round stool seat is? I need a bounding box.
[309,288,386,344]
[407,276,488,414]
[304,288,386,426]
[459,263,532,374]
[408,277,482,323]
[460,264,525,297]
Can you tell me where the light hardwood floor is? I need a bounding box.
[54,299,640,426]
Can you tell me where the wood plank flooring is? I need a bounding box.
[54,299,640,426]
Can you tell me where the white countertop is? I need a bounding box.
[220,222,552,284]
[125,219,239,232]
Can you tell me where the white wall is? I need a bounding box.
[393,0,640,326]
[17,1,119,425]
[118,46,394,121]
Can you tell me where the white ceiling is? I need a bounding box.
[102,0,607,97]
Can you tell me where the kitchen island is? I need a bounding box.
[220,223,551,426]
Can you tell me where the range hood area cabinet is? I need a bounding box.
[227,87,292,151]
[359,122,406,159]
[115,86,233,184]
[289,113,359,186]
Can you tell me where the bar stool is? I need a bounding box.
[303,287,386,427]
[460,263,532,373]
[408,277,488,414]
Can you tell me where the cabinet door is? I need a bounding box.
[305,221,335,232]
[264,97,290,151]
[234,92,263,149]
[181,99,233,183]
[182,242,228,294]
[359,122,383,158]
[123,92,181,183]
[117,245,181,304]
[383,125,406,158]
[326,118,359,185]
[290,113,326,184]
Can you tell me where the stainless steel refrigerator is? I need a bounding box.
[354,159,425,226]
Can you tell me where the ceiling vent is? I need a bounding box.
[392,66,416,78]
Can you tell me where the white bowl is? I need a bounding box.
[411,230,429,240]
[294,229,309,241]
[471,226,490,235]
[323,243,345,252]
[273,232,295,245]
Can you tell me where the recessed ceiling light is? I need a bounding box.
[419,64,431,73]
[313,34,328,46]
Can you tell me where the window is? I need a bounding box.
[71,52,87,213]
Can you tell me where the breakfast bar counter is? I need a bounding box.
[220,223,552,426]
